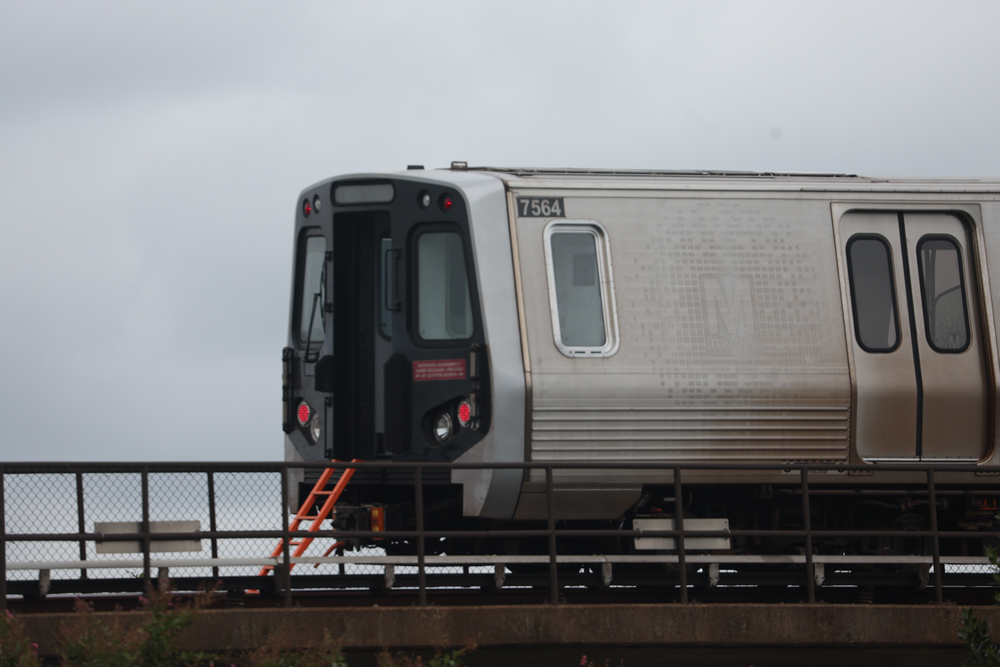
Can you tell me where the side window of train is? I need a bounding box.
[415,229,474,342]
[845,235,899,353]
[543,221,619,357]
[296,232,327,350]
[917,236,970,353]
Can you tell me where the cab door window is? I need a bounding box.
[415,230,473,342]
[296,233,327,352]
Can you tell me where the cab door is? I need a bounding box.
[840,211,988,461]
[383,184,488,460]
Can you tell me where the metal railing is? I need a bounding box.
[2,460,999,608]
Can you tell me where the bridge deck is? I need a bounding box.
[18,603,999,665]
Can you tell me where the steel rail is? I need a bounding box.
[5,528,999,541]
[6,553,993,570]
[2,460,999,472]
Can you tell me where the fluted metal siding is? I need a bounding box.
[514,193,854,480]
[532,406,850,461]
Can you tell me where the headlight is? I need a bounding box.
[310,413,322,443]
[433,412,453,444]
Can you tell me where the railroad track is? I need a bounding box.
[6,566,998,612]
[7,584,998,614]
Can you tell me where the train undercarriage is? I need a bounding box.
[318,481,1000,561]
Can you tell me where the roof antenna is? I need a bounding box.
[451,161,468,171]
[407,165,424,170]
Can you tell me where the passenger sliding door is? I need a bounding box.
[840,211,988,461]
[903,214,988,459]
[841,212,917,458]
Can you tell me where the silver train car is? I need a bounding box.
[283,165,1000,555]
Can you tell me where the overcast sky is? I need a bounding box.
[1,1,998,462]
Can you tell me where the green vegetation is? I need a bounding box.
[59,591,214,667]
[375,647,471,667]
[246,630,346,667]
[0,608,41,667]
[960,526,1000,667]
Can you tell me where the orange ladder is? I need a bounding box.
[257,459,360,577]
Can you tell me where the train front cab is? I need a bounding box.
[284,172,525,520]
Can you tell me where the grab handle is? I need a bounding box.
[384,248,401,312]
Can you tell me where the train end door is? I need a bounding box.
[383,183,490,461]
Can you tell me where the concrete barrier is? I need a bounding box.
[19,603,1000,657]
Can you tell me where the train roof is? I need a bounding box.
[305,165,1000,197]
[446,163,1000,194]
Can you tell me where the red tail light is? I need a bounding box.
[303,199,312,217]
[297,401,311,426]
[457,400,472,426]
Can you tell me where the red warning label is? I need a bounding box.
[413,359,466,382]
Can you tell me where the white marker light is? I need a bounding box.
[433,412,453,444]
[310,413,322,443]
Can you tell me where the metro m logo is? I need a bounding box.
[705,276,755,335]
[701,274,758,355]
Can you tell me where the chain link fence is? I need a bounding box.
[2,461,1000,604]
[3,469,399,584]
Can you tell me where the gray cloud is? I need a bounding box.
[1,1,998,461]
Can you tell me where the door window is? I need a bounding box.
[846,235,899,353]
[416,231,473,341]
[917,236,970,353]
